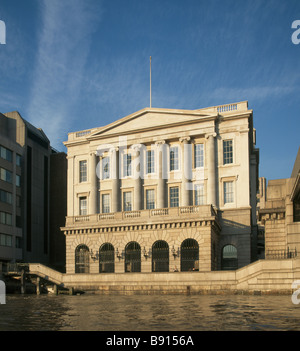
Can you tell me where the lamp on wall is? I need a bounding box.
[90,250,99,261]
[116,248,124,260]
[172,246,180,259]
[143,247,152,259]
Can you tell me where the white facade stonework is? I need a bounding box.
[62,101,259,274]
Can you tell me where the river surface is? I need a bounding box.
[0,293,300,331]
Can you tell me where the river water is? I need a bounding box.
[0,293,300,332]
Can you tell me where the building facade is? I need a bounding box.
[0,113,23,269]
[62,101,259,274]
[259,147,300,258]
[0,111,66,271]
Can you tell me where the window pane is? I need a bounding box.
[16,174,21,187]
[146,189,155,209]
[6,213,12,226]
[0,146,12,162]
[195,144,204,168]
[223,140,233,165]
[170,147,179,171]
[224,181,234,204]
[16,154,22,166]
[79,160,87,182]
[123,192,132,211]
[102,157,110,179]
[123,154,132,177]
[102,194,110,213]
[79,197,87,215]
[195,184,204,205]
[170,187,179,207]
[147,150,155,174]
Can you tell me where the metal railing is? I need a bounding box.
[266,247,297,260]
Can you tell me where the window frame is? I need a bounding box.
[223,139,233,165]
[169,186,179,208]
[79,160,87,183]
[194,144,204,168]
[123,191,132,212]
[224,181,234,204]
[146,149,155,174]
[123,153,132,178]
[170,146,179,171]
[146,189,155,209]
[79,196,87,216]
[102,193,111,213]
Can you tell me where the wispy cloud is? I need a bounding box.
[26,0,102,149]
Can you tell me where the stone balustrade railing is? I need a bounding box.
[68,205,217,227]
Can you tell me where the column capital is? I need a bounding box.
[205,132,217,139]
[179,136,191,143]
[155,140,166,146]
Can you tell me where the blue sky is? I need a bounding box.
[0,0,299,182]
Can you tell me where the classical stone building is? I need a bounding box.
[62,101,259,274]
[259,147,300,258]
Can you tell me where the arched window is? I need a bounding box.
[221,245,238,270]
[75,244,90,273]
[152,240,169,272]
[180,239,199,272]
[125,242,141,272]
[99,243,115,273]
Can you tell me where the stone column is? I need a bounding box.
[206,133,217,207]
[180,137,191,207]
[132,145,142,211]
[155,140,166,209]
[89,151,98,214]
[111,147,120,213]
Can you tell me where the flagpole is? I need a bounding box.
[150,56,152,108]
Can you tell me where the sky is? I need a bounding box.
[0,0,299,182]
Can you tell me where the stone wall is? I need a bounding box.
[29,257,300,295]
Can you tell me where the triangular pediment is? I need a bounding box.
[89,108,215,139]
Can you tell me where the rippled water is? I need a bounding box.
[0,294,300,331]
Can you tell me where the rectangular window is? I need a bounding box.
[16,195,21,208]
[123,191,132,211]
[123,154,132,177]
[16,154,22,166]
[223,140,233,165]
[16,236,22,248]
[146,150,155,174]
[102,194,110,213]
[79,160,87,182]
[170,186,179,207]
[195,144,204,168]
[102,157,110,180]
[146,189,155,209]
[0,234,12,247]
[79,197,87,215]
[195,184,204,205]
[0,168,12,183]
[170,146,179,171]
[0,146,12,162]
[16,174,21,187]
[224,181,234,204]
[0,190,12,204]
[0,212,12,226]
